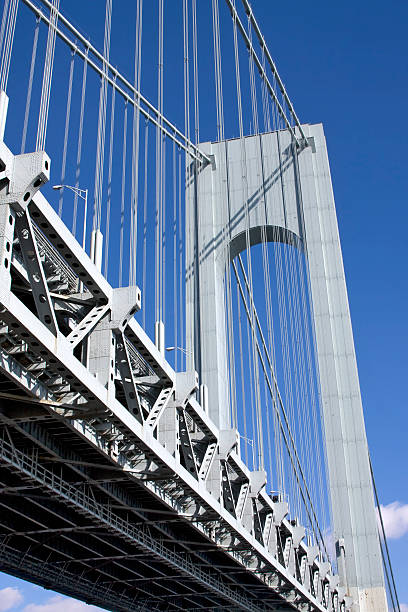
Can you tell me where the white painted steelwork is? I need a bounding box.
[0,94,347,611]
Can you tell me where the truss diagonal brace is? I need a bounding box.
[198,440,217,481]
[144,385,173,429]
[177,407,198,479]
[115,331,143,422]
[15,210,58,336]
[220,460,236,518]
[66,304,110,348]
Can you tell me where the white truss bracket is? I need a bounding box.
[0,150,50,212]
[110,286,141,332]
[307,545,320,566]
[174,370,198,406]
[288,524,305,548]
[316,560,331,580]
[218,429,239,460]
[272,501,289,526]
[328,574,339,589]
[249,470,267,498]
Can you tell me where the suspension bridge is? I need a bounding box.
[0,1,398,610]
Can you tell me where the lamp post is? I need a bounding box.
[53,184,88,251]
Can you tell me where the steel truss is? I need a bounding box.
[0,94,350,611]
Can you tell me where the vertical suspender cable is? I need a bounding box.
[156,0,164,323]
[0,1,10,63]
[192,0,199,145]
[234,254,328,550]
[0,0,18,93]
[212,0,236,426]
[162,134,166,325]
[247,16,258,135]
[211,0,224,142]
[224,145,237,428]
[242,281,256,468]
[286,146,315,529]
[283,216,304,521]
[103,79,116,278]
[266,80,285,497]
[236,281,248,466]
[129,0,143,286]
[178,147,184,370]
[191,0,203,383]
[73,48,88,238]
[36,0,59,152]
[183,0,191,355]
[21,17,40,153]
[292,132,333,545]
[272,105,296,511]
[173,136,178,370]
[142,119,149,329]
[232,0,263,469]
[92,0,112,234]
[119,101,128,287]
[183,0,190,156]
[58,50,75,217]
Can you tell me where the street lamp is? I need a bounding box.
[53,184,88,251]
[165,346,191,355]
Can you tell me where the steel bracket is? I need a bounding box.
[0,149,50,212]
[110,286,141,332]
[174,370,199,406]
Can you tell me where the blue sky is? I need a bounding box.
[0,0,407,609]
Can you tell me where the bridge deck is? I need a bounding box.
[0,387,303,612]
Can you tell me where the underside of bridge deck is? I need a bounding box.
[0,383,300,612]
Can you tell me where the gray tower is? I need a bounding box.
[186,124,387,611]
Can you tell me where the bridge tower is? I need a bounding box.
[186,125,387,611]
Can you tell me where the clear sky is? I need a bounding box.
[0,0,407,610]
